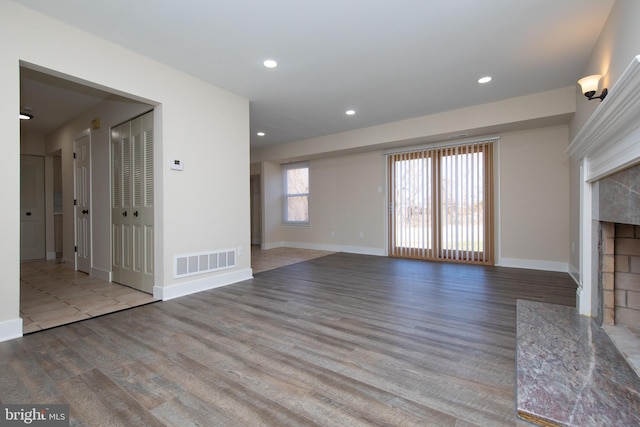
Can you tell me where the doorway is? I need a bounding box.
[19,65,158,332]
[387,140,495,264]
[250,174,262,245]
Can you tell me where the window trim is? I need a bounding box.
[282,162,310,225]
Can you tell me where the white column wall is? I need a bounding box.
[0,1,250,340]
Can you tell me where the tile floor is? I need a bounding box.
[20,247,335,334]
[20,260,156,334]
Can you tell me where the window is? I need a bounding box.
[388,140,495,264]
[283,163,309,224]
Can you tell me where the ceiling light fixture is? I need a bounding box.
[257,132,266,136]
[345,110,356,116]
[477,76,492,84]
[19,112,33,120]
[263,59,278,69]
[578,74,608,101]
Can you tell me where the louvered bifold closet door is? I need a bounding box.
[111,110,154,293]
[111,121,129,285]
[388,140,494,265]
[136,112,154,293]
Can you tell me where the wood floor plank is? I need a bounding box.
[57,369,165,427]
[0,253,578,426]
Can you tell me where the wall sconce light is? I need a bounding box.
[578,74,608,101]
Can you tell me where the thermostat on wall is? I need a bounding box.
[170,159,184,171]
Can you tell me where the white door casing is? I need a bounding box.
[20,155,46,261]
[74,131,91,274]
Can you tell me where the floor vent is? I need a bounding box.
[175,249,236,278]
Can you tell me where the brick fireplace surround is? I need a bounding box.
[600,222,640,330]
[597,162,640,377]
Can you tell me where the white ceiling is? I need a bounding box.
[16,0,614,148]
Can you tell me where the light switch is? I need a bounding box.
[170,159,184,171]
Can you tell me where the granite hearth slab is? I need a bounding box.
[516,300,640,426]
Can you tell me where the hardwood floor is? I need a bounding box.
[1,253,576,426]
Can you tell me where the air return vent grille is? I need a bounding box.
[175,249,236,278]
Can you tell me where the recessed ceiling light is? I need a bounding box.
[19,112,33,120]
[478,76,492,84]
[263,59,278,69]
[257,132,266,137]
[345,110,356,116]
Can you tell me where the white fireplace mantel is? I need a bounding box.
[567,55,640,316]
[567,55,640,182]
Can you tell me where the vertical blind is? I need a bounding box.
[388,140,494,265]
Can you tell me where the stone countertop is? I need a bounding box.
[516,300,640,426]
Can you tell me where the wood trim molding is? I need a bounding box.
[567,55,640,181]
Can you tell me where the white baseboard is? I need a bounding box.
[0,318,23,342]
[265,241,385,256]
[497,258,569,273]
[46,251,57,260]
[91,267,111,282]
[568,264,580,287]
[262,241,285,250]
[154,268,253,301]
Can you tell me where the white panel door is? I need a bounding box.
[132,112,154,293]
[74,131,91,274]
[111,111,154,293]
[111,121,133,285]
[20,155,45,261]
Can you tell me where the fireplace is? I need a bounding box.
[596,165,640,329]
[567,55,640,377]
[591,164,640,376]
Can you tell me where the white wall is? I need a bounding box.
[0,1,250,340]
[269,151,386,254]
[498,126,570,271]
[252,87,576,164]
[19,130,45,155]
[568,0,640,282]
[262,161,284,247]
[255,86,577,269]
[260,125,571,270]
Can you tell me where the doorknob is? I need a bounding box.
[123,211,128,217]
[25,211,32,216]
[133,210,139,217]
[82,209,89,214]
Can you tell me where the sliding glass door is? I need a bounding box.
[388,141,494,264]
